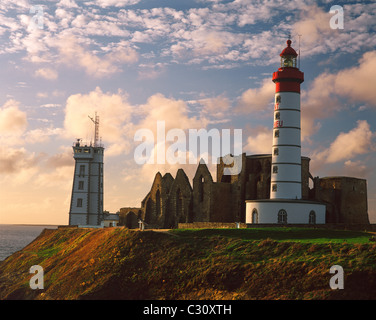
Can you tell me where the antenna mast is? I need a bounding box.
[297,34,302,69]
[88,112,99,147]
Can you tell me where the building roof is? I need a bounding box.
[103,213,119,221]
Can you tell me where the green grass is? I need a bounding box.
[169,227,375,244]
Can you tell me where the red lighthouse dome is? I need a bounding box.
[280,39,298,57]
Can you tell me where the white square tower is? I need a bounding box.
[69,114,104,226]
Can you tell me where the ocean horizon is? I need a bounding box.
[0,224,58,261]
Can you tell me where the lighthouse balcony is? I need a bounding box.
[272,68,304,83]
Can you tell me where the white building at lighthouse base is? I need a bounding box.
[246,199,326,225]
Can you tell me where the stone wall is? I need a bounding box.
[318,177,369,224]
[141,172,174,228]
[119,207,142,228]
[178,222,247,229]
[165,169,193,228]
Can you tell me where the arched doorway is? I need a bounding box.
[252,208,258,224]
[309,210,316,224]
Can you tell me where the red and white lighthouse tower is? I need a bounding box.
[245,38,326,225]
[270,39,304,200]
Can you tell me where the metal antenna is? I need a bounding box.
[88,112,99,147]
[297,34,302,69]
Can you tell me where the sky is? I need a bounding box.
[0,0,375,225]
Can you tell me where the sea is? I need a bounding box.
[0,224,58,262]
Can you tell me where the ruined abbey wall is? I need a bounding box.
[131,153,369,228]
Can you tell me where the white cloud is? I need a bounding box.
[64,87,133,156]
[35,67,58,80]
[87,0,142,8]
[197,94,231,119]
[312,120,375,165]
[236,78,274,114]
[244,126,271,154]
[325,120,375,163]
[0,100,28,138]
[53,35,138,77]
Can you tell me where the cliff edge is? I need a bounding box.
[1,227,376,300]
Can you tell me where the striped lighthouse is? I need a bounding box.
[245,38,326,225]
[270,39,304,200]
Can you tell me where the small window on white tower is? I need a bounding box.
[275,112,280,120]
[273,166,278,173]
[274,130,279,138]
[273,148,279,156]
[77,198,83,207]
[272,184,277,192]
[276,95,281,103]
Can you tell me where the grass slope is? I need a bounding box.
[0,227,376,300]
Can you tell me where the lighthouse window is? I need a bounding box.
[309,210,316,224]
[274,130,279,138]
[275,112,280,120]
[79,165,85,176]
[276,95,281,103]
[272,184,277,192]
[278,209,287,224]
[273,148,279,156]
[273,166,278,173]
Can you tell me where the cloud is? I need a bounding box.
[35,67,58,80]
[0,100,28,137]
[244,126,271,155]
[197,94,231,119]
[64,87,133,156]
[312,120,375,164]
[301,50,376,141]
[0,146,42,186]
[293,5,332,46]
[301,72,340,141]
[45,147,73,168]
[137,62,166,80]
[325,120,375,163]
[134,93,213,176]
[342,160,369,179]
[53,35,138,77]
[236,78,274,114]
[24,127,64,144]
[137,93,206,134]
[87,0,142,8]
[334,51,376,106]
